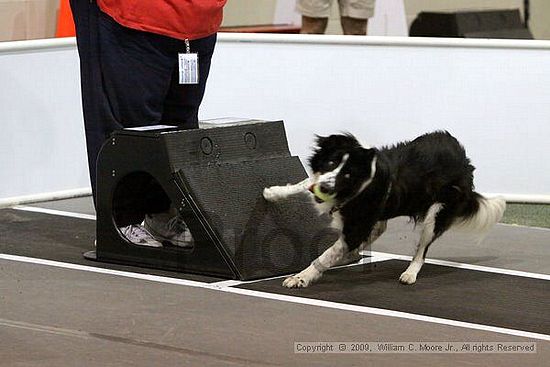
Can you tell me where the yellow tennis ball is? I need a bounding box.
[312,184,336,202]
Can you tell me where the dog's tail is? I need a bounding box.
[453,193,506,234]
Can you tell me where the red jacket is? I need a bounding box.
[98,0,227,40]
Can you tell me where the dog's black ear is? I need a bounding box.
[342,132,361,146]
[315,133,362,150]
[314,135,328,148]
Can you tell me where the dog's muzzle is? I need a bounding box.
[308,184,324,203]
[309,183,334,203]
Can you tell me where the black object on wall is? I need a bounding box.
[88,119,337,280]
[409,9,534,39]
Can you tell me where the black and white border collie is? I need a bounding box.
[263,131,506,288]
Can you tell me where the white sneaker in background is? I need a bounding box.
[120,224,163,247]
[144,212,194,249]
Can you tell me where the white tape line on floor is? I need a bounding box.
[2,253,549,341]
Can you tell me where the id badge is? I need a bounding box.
[178,53,199,84]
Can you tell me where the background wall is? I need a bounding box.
[530,0,550,39]
[403,0,524,23]
[0,0,57,41]
[0,1,549,41]
[223,0,279,27]
[221,0,550,39]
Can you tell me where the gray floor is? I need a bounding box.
[1,196,547,366]
[374,218,550,275]
[28,196,97,216]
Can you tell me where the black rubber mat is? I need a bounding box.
[239,260,550,335]
[0,209,223,282]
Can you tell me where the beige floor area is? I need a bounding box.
[0,196,547,366]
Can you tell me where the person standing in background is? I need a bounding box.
[297,0,375,35]
[70,0,227,247]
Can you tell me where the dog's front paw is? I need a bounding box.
[282,266,321,288]
[263,186,286,202]
[399,271,417,285]
[283,275,309,288]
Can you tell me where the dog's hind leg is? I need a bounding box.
[399,204,444,285]
[263,178,312,202]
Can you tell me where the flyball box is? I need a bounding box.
[88,119,337,280]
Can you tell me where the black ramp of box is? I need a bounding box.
[94,119,337,280]
[177,160,336,279]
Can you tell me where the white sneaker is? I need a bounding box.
[144,212,194,249]
[120,224,163,247]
